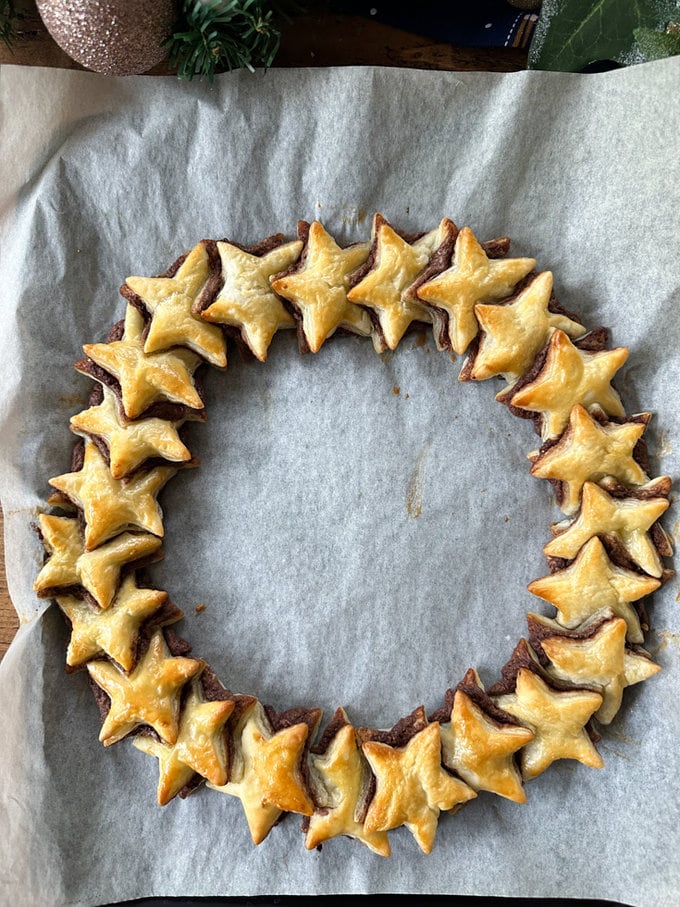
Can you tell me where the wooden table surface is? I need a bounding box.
[0,5,528,661]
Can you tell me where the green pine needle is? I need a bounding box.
[166,0,296,82]
[0,0,18,49]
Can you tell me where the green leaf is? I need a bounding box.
[528,0,678,71]
[634,24,680,60]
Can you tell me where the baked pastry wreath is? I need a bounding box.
[33,214,673,856]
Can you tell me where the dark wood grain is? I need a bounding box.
[0,7,526,660]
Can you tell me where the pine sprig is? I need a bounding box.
[1,0,18,49]
[166,0,302,82]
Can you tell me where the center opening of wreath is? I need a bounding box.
[154,332,552,728]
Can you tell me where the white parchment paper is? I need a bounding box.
[0,60,679,907]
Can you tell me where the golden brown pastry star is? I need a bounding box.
[133,680,234,805]
[543,480,670,578]
[529,404,650,514]
[208,700,314,844]
[49,440,176,550]
[70,385,192,479]
[124,242,227,367]
[528,536,660,644]
[534,613,661,724]
[416,225,536,355]
[271,221,371,353]
[440,688,534,803]
[468,271,585,383]
[493,667,604,780]
[199,238,303,361]
[306,721,391,856]
[361,722,476,854]
[57,574,170,672]
[509,329,628,440]
[87,630,203,746]
[347,215,456,352]
[33,513,163,608]
[80,305,204,419]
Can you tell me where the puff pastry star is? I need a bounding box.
[493,667,604,780]
[529,404,650,514]
[198,237,303,361]
[80,305,204,419]
[123,242,227,367]
[346,215,457,352]
[416,226,536,355]
[532,613,661,724]
[361,722,476,854]
[306,717,391,856]
[271,221,371,353]
[467,271,585,382]
[208,700,315,844]
[528,536,660,644]
[439,684,534,803]
[509,329,628,440]
[49,440,176,550]
[87,630,203,746]
[70,386,192,479]
[543,480,670,578]
[133,680,234,804]
[57,575,170,672]
[34,513,163,608]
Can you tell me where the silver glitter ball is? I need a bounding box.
[37,0,178,75]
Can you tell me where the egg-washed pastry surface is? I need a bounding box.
[34,216,673,855]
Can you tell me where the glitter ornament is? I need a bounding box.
[36,0,178,76]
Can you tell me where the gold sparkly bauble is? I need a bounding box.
[36,0,178,76]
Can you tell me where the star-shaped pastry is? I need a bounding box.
[493,667,604,780]
[122,242,227,367]
[346,215,457,351]
[87,630,203,746]
[529,404,650,514]
[33,513,163,608]
[530,613,661,724]
[528,536,660,644]
[361,722,476,854]
[49,440,176,550]
[543,480,670,578]
[509,329,628,440]
[79,305,204,419]
[57,574,170,672]
[439,684,534,803]
[133,680,234,804]
[305,714,391,856]
[271,221,371,353]
[208,700,315,844]
[466,271,585,383]
[415,225,536,355]
[70,385,192,479]
[198,237,303,361]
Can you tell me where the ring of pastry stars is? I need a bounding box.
[34,213,673,857]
